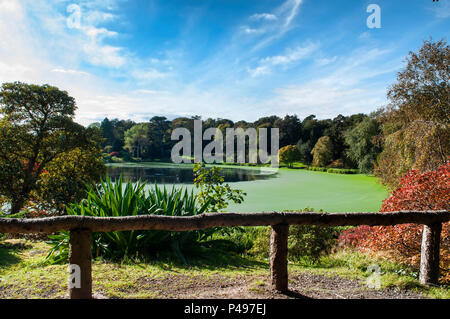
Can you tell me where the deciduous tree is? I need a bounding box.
[0,82,105,214]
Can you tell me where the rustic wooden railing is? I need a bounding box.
[0,210,448,299]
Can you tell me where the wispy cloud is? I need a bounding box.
[250,13,278,21]
[249,42,318,77]
[51,68,90,76]
[251,0,303,50]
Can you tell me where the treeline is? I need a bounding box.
[94,112,381,174]
[95,39,449,190]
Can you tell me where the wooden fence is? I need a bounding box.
[0,210,448,299]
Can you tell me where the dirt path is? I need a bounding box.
[102,271,425,299]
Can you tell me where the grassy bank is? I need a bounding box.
[0,238,448,299]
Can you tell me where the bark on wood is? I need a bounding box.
[419,223,442,285]
[0,211,448,234]
[270,224,289,292]
[68,229,92,299]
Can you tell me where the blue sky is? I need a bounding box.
[0,0,449,125]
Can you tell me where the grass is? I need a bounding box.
[1,238,448,299]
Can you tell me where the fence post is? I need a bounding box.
[270,223,289,292]
[68,228,92,299]
[419,223,442,285]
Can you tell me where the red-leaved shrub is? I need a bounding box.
[338,162,450,282]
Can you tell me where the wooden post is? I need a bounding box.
[419,223,442,285]
[68,228,92,299]
[270,223,289,292]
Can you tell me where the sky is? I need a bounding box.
[0,0,449,126]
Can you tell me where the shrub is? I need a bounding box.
[46,176,212,263]
[328,159,345,168]
[326,168,359,174]
[338,163,450,282]
[193,163,246,212]
[307,166,327,172]
[248,209,339,264]
[278,145,301,168]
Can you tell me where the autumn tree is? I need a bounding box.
[311,136,334,167]
[278,145,300,168]
[0,82,105,214]
[339,163,449,282]
[376,39,449,188]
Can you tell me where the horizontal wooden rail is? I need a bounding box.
[0,210,448,299]
[0,211,448,234]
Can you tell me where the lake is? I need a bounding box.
[106,162,388,213]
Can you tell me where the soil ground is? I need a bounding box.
[91,271,425,299]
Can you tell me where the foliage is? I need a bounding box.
[46,176,213,263]
[311,136,334,167]
[326,168,359,174]
[193,163,246,212]
[278,145,301,168]
[124,123,152,158]
[248,209,338,264]
[339,162,450,282]
[34,137,106,212]
[307,166,327,172]
[0,82,105,214]
[344,116,382,174]
[375,39,449,188]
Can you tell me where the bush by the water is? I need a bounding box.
[46,176,214,263]
[307,166,359,174]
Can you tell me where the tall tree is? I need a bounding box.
[0,82,105,214]
[376,39,450,187]
[124,123,151,158]
[311,136,334,167]
[344,115,382,173]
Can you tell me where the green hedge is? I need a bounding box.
[306,166,359,174]
[326,168,359,174]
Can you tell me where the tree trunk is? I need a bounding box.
[419,223,442,285]
[69,229,92,299]
[270,224,289,292]
[10,198,25,215]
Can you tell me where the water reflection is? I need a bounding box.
[107,165,275,184]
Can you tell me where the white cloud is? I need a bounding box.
[315,56,337,66]
[51,68,90,76]
[242,0,303,50]
[250,13,277,21]
[131,69,170,81]
[248,42,318,76]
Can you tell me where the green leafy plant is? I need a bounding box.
[193,163,246,212]
[45,175,213,263]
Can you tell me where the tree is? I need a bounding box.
[344,115,382,173]
[148,116,171,158]
[0,82,105,214]
[274,115,302,147]
[311,136,333,167]
[339,163,449,282]
[278,145,300,168]
[376,39,450,188]
[124,123,151,158]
